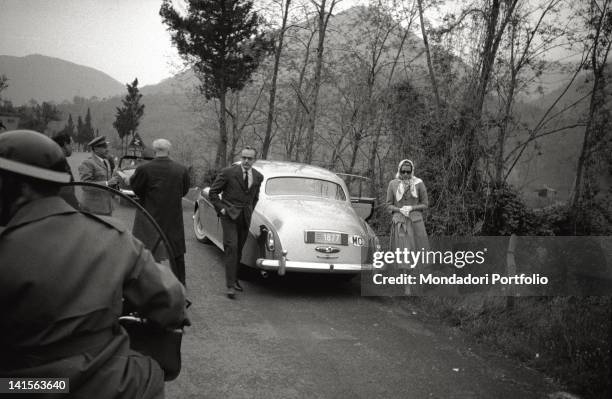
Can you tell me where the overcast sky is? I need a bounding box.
[0,0,184,85]
[0,0,371,86]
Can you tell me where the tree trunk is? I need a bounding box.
[305,0,334,164]
[348,131,362,174]
[571,68,605,211]
[458,0,518,187]
[262,0,291,159]
[286,30,315,161]
[215,91,228,169]
[417,0,441,114]
[570,1,611,219]
[495,22,517,185]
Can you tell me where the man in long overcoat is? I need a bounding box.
[78,135,119,214]
[0,130,187,398]
[209,146,263,298]
[131,139,191,285]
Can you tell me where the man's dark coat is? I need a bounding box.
[208,164,263,288]
[0,196,186,398]
[209,164,263,222]
[131,157,190,256]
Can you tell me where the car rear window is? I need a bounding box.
[265,177,347,201]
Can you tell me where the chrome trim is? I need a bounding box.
[278,250,288,276]
[315,246,340,254]
[256,258,372,273]
[120,189,135,197]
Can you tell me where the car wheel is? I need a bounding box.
[193,207,211,244]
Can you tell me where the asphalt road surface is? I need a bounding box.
[164,199,556,399]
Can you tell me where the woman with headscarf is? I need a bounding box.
[385,160,429,282]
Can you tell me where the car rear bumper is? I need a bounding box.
[256,258,373,274]
[120,189,136,197]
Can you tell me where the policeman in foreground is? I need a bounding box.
[0,130,187,398]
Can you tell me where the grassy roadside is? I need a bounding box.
[403,296,610,399]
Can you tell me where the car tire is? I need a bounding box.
[193,207,212,244]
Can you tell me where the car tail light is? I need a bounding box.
[266,230,275,252]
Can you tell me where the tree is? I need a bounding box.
[160,0,273,168]
[84,108,95,142]
[435,0,520,188]
[113,78,145,155]
[0,74,8,97]
[59,114,76,145]
[303,0,343,164]
[76,115,86,146]
[77,111,95,145]
[417,0,441,114]
[262,0,292,159]
[570,0,612,232]
[17,101,62,133]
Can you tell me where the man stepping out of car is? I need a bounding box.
[209,146,263,299]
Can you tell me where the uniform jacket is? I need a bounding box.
[78,154,113,215]
[130,157,191,256]
[0,196,186,398]
[209,164,263,223]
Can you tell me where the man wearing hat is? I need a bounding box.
[0,130,188,398]
[78,135,119,214]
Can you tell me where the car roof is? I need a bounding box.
[120,154,154,160]
[252,160,344,184]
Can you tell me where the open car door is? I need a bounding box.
[68,181,186,381]
[336,173,375,221]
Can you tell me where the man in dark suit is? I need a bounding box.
[130,139,191,286]
[209,146,264,299]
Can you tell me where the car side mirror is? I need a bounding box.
[201,187,210,199]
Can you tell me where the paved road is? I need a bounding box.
[163,201,555,399]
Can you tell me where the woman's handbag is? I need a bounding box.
[119,315,183,381]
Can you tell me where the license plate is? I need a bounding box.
[305,231,348,245]
[314,232,341,244]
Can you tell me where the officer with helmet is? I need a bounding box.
[0,130,187,398]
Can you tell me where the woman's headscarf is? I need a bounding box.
[395,159,422,201]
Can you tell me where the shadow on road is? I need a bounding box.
[238,266,362,299]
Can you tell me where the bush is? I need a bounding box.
[412,296,610,399]
[482,185,570,236]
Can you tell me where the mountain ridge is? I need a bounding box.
[0,54,126,105]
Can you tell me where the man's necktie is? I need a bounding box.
[104,159,111,178]
[243,171,249,189]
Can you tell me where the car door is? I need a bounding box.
[336,173,375,221]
